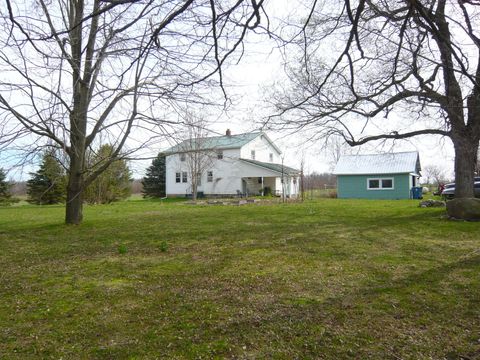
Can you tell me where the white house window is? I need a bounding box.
[196,173,202,186]
[367,178,394,190]
[251,150,255,160]
[175,172,181,183]
[180,153,186,162]
[182,171,188,183]
[217,150,223,159]
[269,153,273,162]
[207,171,213,182]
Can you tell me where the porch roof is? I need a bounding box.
[239,158,299,176]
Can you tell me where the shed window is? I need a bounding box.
[368,178,394,190]
[381,179,393,188]
[175,172,181,183]
[368,179,379,189]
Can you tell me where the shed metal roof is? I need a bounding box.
[333,151,421,175]
[165,131,281,154]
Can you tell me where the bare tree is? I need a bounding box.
[175,113,216,202]
[267,1,480,205]
[299,154,305,201]
[423,164,446,186]
[326,136,352,172]
[0,0,266,224]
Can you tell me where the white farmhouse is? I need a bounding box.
[165,130,299,198]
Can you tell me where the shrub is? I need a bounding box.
[328,190,337,198]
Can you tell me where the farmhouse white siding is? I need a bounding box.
[165,131,299,197]
[166,152,243,196]
[239,134,281,163]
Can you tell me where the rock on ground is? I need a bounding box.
[419,199,446,208]
[446,198,480,221]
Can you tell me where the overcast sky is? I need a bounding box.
[2,1,457,182]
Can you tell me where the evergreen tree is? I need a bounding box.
[0,168,12,205]
[142,153,166,198]
[84,145,132,204]
[27,151,66,205]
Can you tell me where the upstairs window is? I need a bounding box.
[368,178,394,190]
[207,171,213,182]
[217,150,223,159]
[182,171,188,183]
[269,153,273,162]
[175,172,181,183]
[180,153,186,162]
[251,150,255,160]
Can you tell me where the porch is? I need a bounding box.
[241,176,297,197]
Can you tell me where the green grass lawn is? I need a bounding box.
[0,198,479,359]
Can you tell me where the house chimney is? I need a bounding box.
[226,129,231,136]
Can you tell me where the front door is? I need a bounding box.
[242,179,247,196]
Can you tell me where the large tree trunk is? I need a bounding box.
[65,169,84,225]
[452,136,478,198]
[65,108,87,224]
[65,118,86,224]
[64,0,88,225]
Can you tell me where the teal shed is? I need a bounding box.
[333,151,421,199]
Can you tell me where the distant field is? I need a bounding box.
[0,198,479,359]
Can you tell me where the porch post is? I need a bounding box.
[261,177,264,196]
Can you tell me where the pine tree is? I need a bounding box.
[0,168,12,205]
[27,151,66,205]
[142,153,166,198]
[84,144,132,204]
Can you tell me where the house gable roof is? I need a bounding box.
[333,151,421,175]
[166,131,270,153]
[240,158,299,175]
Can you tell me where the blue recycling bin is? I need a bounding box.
[410,187,423,199]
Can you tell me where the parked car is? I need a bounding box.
[441,181,480,199]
